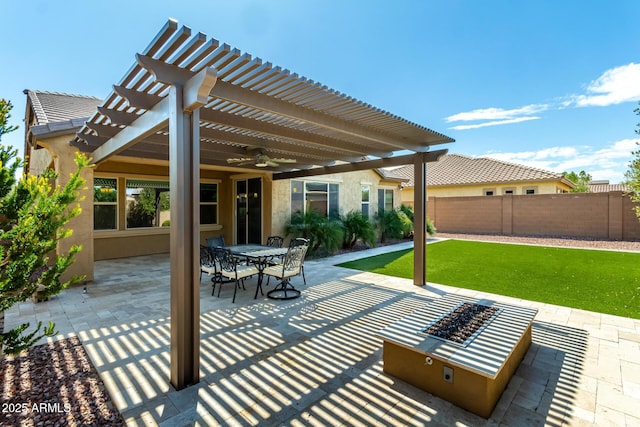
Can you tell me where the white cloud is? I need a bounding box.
[481,138,640,183]
[450,116,540,130]
[574,63,640,107]
[446,63,640,130]
[445,104,548,123]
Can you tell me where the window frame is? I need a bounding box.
[290,180,340,218]
[93,176,118,231]
[93,174,222,234]
[361,185,370,218]
[125,178,171,230]
[378,187,395,214]
[199,181,219,226]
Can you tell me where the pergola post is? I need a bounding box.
[413,153,427,286]
[169,84,201,389]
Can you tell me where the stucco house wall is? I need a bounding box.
[28,136,95,282]
[270,169,402,238]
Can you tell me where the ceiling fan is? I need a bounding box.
[227,151,297,168]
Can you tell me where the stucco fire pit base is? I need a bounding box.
[377,295,537,418]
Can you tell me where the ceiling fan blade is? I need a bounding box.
[227,157,252,164]
[271,158,297,164]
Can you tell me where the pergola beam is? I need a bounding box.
[272,150,448,180]
[91,97,170,164]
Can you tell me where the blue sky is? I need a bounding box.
[2,0,639,183]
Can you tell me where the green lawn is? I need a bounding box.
[337,240,640,319]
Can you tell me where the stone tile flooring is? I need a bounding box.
[4,241,640,426]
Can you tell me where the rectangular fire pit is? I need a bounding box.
[377,294,537,418]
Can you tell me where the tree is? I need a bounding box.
[0,99,18,137]
[625,102,640,219]
[0,98,90,355]
[562,170,592,193]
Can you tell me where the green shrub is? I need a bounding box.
[426,217,437,236]
[285,209,343,256]
[376,208,412,243]
[398,204,437,238]
[399,204,414,223]
[162,220,170,227]
[341,210,376,249]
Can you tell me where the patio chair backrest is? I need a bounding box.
[289,237,309,249]
[200,245,214,267]
[207,236,225,248]
[282,239,309,274]
[213,247,236,274]
[266,235,284,248]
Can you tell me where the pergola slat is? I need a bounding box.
[156,25,192,62]
[142,19,179,57]
[183,38,221,69]
[170,32,207,66]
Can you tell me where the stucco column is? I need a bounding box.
[40,137,94,283]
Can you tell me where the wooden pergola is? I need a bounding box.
[73,19,454,390]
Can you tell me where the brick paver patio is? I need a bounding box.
[4,241,640,426]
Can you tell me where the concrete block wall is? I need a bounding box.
[428,191,640,241]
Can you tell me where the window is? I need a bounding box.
[378,188,394,213]
[94,178,117,230]
[291,180,339,218]
[502,187,516,195]
[523,186,538,195]
[126,179,170,228]
[200,183,218,225]
[361,185,370,218]
[94,178,219,230]
[484,188,495,196]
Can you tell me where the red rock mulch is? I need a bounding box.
[0,336,125,426]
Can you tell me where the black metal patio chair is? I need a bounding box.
[263,238,309,300]
[213,247,259,303]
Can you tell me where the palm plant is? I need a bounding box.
[375,208,412,243]
[285,209,343,256]
[341,210,376,249]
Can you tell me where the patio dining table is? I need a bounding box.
[224,244,288,299]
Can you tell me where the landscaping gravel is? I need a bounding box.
[435,232,640,252]
[0,336,125,427]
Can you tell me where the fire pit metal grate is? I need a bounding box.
[419,302,502,347]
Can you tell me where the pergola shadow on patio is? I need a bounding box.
[4,247,615,426]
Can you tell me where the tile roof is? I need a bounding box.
[588,183,628,193]
[387,154,572,188]
[24,90,101,125]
